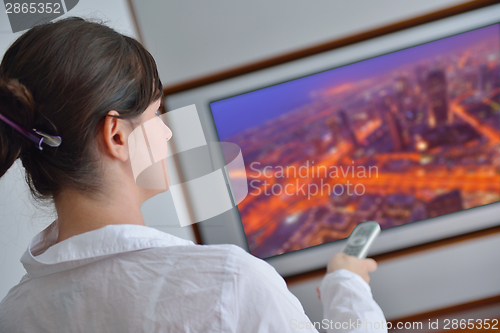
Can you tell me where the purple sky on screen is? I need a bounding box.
[210,24,499,141]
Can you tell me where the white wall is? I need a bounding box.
[131,0,469,86]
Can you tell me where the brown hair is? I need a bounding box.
[0,17,162,201]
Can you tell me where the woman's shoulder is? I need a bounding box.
[139,242,253,270]
[135,242,280,282]
[184,243,287,290]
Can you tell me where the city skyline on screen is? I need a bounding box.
[210,23,500,259]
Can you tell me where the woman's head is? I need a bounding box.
[0,17,163,201]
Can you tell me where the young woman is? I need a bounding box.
[0,17,385,332]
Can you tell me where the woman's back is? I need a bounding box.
[0,222,317,333]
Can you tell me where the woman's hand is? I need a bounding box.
[317,253,378,300]
[327,252,378,284]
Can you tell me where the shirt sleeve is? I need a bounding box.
[220,245,320,333]
[320,269,388,333]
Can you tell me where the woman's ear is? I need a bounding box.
[102,111,130,162]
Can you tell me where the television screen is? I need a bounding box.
[210,24,500,259]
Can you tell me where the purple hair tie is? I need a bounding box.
[0,112,61,150]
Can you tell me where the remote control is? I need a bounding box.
[342,221,381,259]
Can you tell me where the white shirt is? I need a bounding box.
[0,221,387,333]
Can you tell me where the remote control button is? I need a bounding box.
[349,236,367,246]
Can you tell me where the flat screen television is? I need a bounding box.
[165,4,500,277]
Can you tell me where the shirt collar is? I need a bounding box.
[21,220,195,277]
